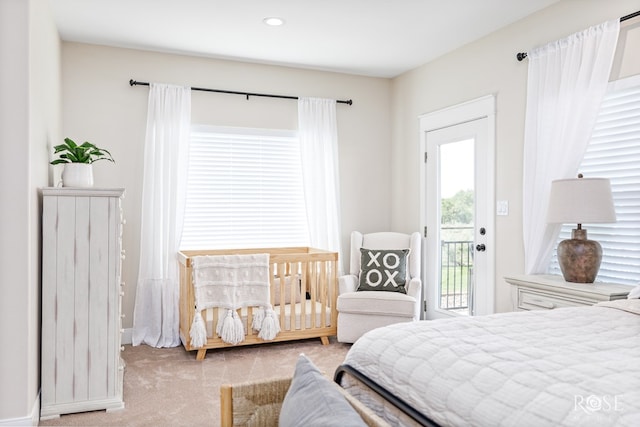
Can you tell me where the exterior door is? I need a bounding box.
[419,96,495,319]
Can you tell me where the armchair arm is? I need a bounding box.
[406,278,422,319]
[406,278,422,298]
[338,274,358,294]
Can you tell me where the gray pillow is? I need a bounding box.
[279,355,366,427]
[358,248,410,293]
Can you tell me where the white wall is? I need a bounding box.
[60,43,392,330]
[390,0,640,313]
[0,0,60,424]
[0,0,30,420]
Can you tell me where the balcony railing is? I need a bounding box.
[440,237,473,312]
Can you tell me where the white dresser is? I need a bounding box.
[504,274,633,311]
[40,188,125,418]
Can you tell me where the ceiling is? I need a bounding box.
[51,0,560,78]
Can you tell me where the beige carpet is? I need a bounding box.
[39,337,351,426]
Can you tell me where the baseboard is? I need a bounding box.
[32,393,40,426]
[0,415,33,426]
[0,392,39,426]
[122,328,133,345]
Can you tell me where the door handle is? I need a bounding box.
[475,244,486,252]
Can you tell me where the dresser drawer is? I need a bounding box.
[517,289,592,311]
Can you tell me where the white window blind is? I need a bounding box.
[180,125,309,250]
[548,74,640,285]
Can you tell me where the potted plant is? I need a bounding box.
[50,137,115,187]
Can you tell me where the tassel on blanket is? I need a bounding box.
[218,309,245,345]
[258,307,281,341]
[252,307,265,331]
[190,311,207,348]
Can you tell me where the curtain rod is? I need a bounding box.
[516,9,640,61]
[129,79,353,105]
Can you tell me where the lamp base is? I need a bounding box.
[557,229,602,283]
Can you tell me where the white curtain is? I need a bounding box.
[522,20,619,274]
[132,83,191,347]
[298,97,342,265]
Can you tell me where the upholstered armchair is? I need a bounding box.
[336,231,422,343]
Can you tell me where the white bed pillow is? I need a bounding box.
[627,285,640,299]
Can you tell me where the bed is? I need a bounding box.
[178,247,338,360]
[334,297,640,427]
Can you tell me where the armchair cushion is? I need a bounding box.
[357,248,410,293]
[337,291,417,317]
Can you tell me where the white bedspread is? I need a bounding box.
[342,299,640,427]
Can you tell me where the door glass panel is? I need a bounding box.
[439,138,474,315]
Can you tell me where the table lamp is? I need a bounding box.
[546,175,616,283]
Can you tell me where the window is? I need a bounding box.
[180,125,309,250]
[548,74,640,285]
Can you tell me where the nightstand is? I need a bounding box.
[504,274,633,311]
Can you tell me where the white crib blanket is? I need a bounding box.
[190,253,279,346]
[342,299,640,427]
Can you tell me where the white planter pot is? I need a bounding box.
[62,163,94,188]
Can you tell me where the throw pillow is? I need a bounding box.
[279,354,366,427]
[358,248,410,293]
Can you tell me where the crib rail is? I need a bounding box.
[178,247,338,360]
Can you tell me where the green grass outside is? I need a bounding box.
[440,265,470,294]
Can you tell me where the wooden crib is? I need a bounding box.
[178,247,339,360]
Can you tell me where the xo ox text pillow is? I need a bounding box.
[358,248,410,293]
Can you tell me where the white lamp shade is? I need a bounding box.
[547,178,616,224]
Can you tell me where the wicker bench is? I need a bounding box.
[220,375,390,427]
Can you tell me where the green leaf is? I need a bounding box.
[64,138,78,148]
[50,137,115,165]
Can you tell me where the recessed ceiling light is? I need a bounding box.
[263,17,285,26]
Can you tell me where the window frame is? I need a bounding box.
[179,124,310,250]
